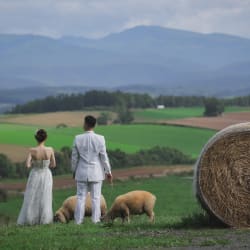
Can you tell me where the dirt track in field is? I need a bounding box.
[164,112,250,130]
[0,165,193,191]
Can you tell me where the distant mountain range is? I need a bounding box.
[0,25,250,109]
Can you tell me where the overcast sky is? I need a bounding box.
[0,0,250,39]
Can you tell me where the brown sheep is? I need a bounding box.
[102,190,156,223]
[54,193,107,223]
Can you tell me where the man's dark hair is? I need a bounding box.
[84,115,96,128]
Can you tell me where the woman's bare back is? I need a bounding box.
[26,146,56,168]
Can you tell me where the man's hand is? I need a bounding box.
[106,173,113,184]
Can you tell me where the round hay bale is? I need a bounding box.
[195,122,250,228]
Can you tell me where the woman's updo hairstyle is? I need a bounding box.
[35,129,47,143]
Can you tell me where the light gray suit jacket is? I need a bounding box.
[71,131,111,182]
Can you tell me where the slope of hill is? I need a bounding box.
[0,26,250,99]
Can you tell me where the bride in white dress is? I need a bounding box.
[17,129,56,225]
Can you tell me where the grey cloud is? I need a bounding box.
[0,0,249,38]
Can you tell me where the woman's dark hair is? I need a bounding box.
[84,115,96,128]
[35,129,47,143]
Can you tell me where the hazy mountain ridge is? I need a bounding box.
[0,25,250,100]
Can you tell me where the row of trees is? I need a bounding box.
[0,146,194,179]
[9,91,155,114]
[108,146,194,169]
[9,90,250,115]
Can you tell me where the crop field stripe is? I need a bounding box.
[134,107,204,120]
[133,106,250,122]
[96,124,215,157]
[0,123,215,157]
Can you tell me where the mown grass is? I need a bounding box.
[225,106,250,112]
[1,175,200,250]
[133,107,204,121]
[1,222,242,250]
[133,106,250,122]
[0,123,215,158]
[1,175,248,249]
[1,175,200,223]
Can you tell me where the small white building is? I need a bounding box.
[157,105,165,109]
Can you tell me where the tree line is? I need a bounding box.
[0,146,194,179]
[9,90,250,114]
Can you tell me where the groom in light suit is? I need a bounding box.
[71,115,112,224]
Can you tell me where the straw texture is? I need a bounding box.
[195,122,250,228]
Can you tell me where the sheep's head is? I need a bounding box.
[54,209,67,223]
[101,211,114,224]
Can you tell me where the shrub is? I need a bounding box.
[203,98,224,117]
[0,146,194,178]
[0,154,15,178]
[0,189,7,202]
[97,112,112,125]
[56,123,68,128]
[108,146,194,168]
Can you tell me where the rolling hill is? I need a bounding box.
[0,25,250,105]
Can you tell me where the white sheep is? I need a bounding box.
[54,193,107,223]
[102,190,156,223]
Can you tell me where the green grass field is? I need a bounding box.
[133,106,250,122]
[0,175,200,223]
[133,107,204,121]
[1,175,249,249]
[0,123,215,158]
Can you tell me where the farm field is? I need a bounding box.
[165,111,250,130]
[0,123,215,160]
[0,144,29,163]
[1,106,249,127]
[133,107,204,122]
[0,175,249,249]
[1,107,249,163]
[0,111,116,127]
[133,106,250,123]
[0,106,249,249]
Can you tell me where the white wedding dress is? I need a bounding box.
[17,159,53,225]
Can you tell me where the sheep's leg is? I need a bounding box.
[126,213,130,223]
[145,210,155,223]
[121,204,130,224]
[121,216,129,223]
[150,211,155,223]
[125,207,130,223]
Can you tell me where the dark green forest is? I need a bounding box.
[9,90,250,114]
